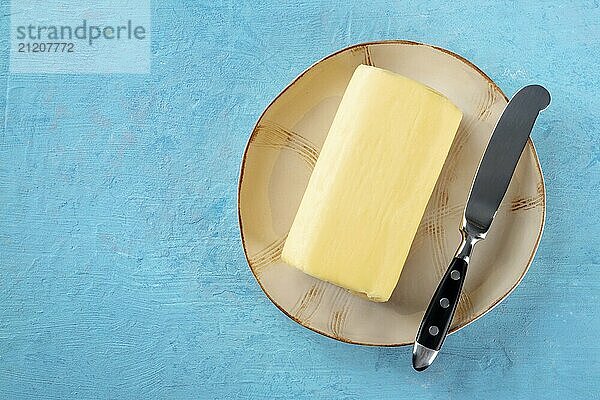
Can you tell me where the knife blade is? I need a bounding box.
[412,85,550,371]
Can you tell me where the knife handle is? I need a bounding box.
[414,258,468,355]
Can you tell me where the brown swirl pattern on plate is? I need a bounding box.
[248,236,286,276]
[510,182,545,211]
[291,281,326,324]
[250,121,319,169]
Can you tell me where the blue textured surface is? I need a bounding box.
[1,1,599,399]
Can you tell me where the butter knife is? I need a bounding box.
[412,85,551,371]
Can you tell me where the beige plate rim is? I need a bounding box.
[237,39,546,347]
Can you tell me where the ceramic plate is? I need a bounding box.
[238,41,545,346]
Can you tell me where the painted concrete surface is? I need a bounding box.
[0,1,598,398]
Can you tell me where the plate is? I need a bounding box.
[238,41,545,346]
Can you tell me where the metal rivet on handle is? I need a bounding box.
[450,270,460,280]
[440,298,450,308]
[428,326,439,336]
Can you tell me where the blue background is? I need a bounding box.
[1,1,598,399]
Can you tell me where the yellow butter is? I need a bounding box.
[282,65,462,302]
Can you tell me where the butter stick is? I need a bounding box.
[282,65,462,302]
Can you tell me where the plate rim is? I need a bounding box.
[237,39,546,346]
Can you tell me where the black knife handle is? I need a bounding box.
[415,257,468,350]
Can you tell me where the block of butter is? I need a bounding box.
[282,65,462,302]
